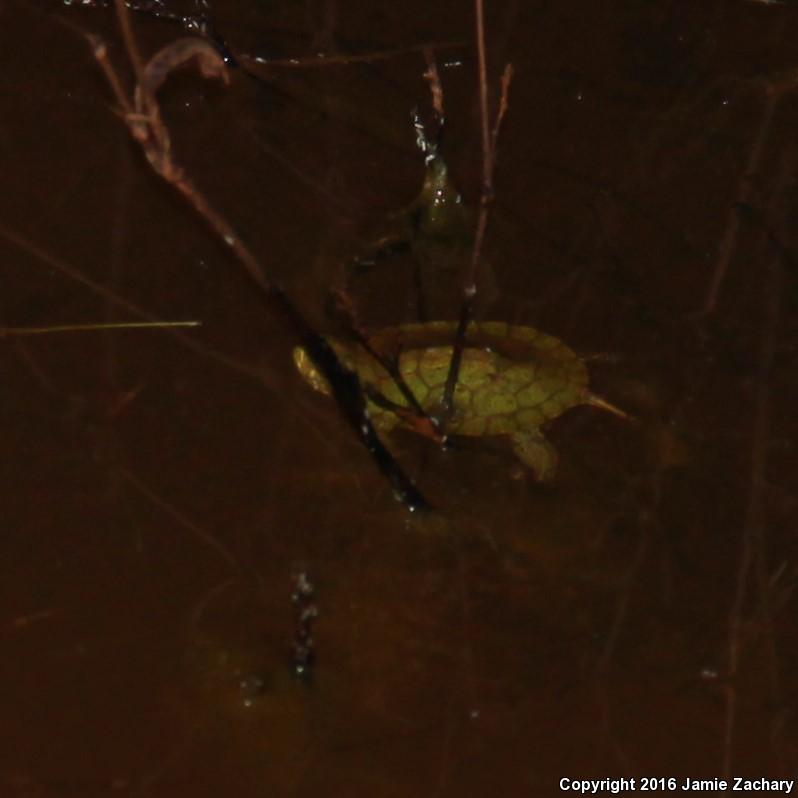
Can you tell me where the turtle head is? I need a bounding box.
[293,346,332,396]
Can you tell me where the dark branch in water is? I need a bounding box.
[440,1,513,423]
[328,289,444,444]
[89,0,429,512]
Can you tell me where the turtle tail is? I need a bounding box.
[584,392,631,421]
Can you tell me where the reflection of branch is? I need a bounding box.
[441,1,513,419]
[88,1,429,511]
[722,155,786,778]
[702,68,798,315]
[118,466,240,570]
[702,89,777,315]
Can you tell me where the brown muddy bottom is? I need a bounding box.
[1,1,797,795]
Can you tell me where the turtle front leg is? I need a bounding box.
[511,431,558,481]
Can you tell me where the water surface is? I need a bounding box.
[2,0,797,794]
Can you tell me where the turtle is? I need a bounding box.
[293,321,627,480]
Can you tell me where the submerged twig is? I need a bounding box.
[441,1,513,420]
[89,2,429,511]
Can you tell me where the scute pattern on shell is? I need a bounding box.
[331,321,590,437]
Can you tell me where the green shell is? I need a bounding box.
[295,321,590,437]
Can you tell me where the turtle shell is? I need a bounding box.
[332,321,590,437]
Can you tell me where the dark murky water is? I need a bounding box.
[2,0,797,795]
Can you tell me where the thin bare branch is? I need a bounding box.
[88,34,135,115]
[87,19,429,511]
[114,0,146,88]
[490,64,514,158]
[475,0,492,191]
[422,47,445,122]
[241,40,465,70]
[441,0,512,419]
